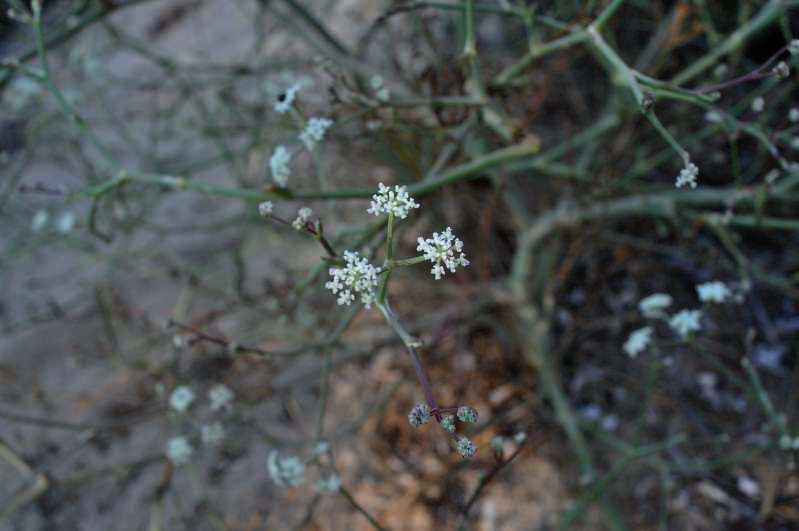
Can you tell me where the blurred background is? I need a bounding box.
[1,0,799,529]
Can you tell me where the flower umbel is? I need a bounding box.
[367,183,420,219]
[274,84,300,114]
[456,436,477,458]
[669,309,702,339]
[167,436,193,465]
[408,403,431,428]
[696,281,732,303]
[269,146,291,187]
[639,293,672,318]
[676,161,699,189]
[292,207,313,231]
[299,117,333,150]
[457,406,478,424]
[258,201,273,217]
[623,326,653,358]
[416,227,469,280]
[169,386,194,413]
[209,384,234,411]
[268,450,305,487]
[325,250,380,308]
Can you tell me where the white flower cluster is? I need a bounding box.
[169,386,194,413]
[416,227,470,280]
[317,474,342,493]
[292,207,313,231]
[167,436,193,465]
[325,251,380,308]
[696,281,732,303]
[456,436,476,458]
[676,161,699,189]
[623,326,652,358]
[408,403,431,428]
[638,293,672,318]
[267,450,305,487]
[457,406,478,424]
[209,384,234,411]
[299,117,333,150]
[258,201,273,217]
[274,84,300,114]
[270,146,291,187]
[669,309,703,339]
[367,183,420,219]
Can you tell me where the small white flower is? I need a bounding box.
[269,146,291,187]
[790,108,799,123]
[258,201,274,217]
[370,75,384,90]
[705,111,722,124]
[669,309,703,339]
[167,436,193,465]
[623,326,653,358]
[267,450,305,487]
[299,117,333,150]
[57,212,75,233]
[274,84,300,114]
[31,210,49,232]
[639,293,672,318]
[696,281,732,303]
[169,386,195,413]
[456,436,476,458]
[773,61,790,79]
[208,384,234,411]
[675,161,699,189]
[416,227,469,280]
[441,414,456,433]
[408,403,431,428]
[788,39,799,56]
[325,250,380,308]
[292,207,313,231]
[201,422,225,445]
[790,138,799,151]
[367,183,420,219]
[376,87,390,102]
[317,474,342,493]
[457,406,478,424]
[751,97,765,113]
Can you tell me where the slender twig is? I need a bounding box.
[339,486,389,531]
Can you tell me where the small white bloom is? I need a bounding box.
[317,474,342,493]
[31,210,49,232]
[639,293,673,318]
[292,207,313,231]
[696,281,732,303]
[789,39,799,56]
[669,309,703,339]
[269,146,291,187]
[441,414,456,433]
[790,138,799,151]
[201,422,225,445]
[370,75,384,90]
[167,436,193,465]
[751,97,765,113]
[169,386,195,413]
[274,84,300,114]
[675,161,699,189]
[456,406,478,424]
[267,450,305,487]
[299,117,333,150]
[773,61,790,79]
[376,87,390,102]
[408,403,431,428]
[367,183,420,219]
[416,227,469,280]
[208,384,234,411]
[326,250,380,308]
[56,211,75,233]
[705,111,722,124]
[790,108,799,123]
[737,476,760,498]
[456,436,476,458]
[623,326,653,358]
[258,201,273,217]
